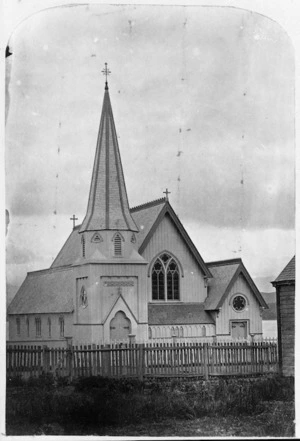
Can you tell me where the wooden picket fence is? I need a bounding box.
[7,341,278,380]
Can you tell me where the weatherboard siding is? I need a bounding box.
[8,313,73,343]
[216,274,262,337]
[142,214,207,303]
[72,263,148,343]
[277,284,294,376]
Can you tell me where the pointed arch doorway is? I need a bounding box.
[110,311,131,341]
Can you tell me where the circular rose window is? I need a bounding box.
[232,295,246,312]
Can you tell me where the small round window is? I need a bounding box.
[232,295,246,312]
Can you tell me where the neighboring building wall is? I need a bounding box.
[216,274,263,338]
[277,284,295,376]
[8,313,73,347]
[143,214,207,303]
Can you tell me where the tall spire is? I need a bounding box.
[80,64,138,233]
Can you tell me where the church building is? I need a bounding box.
[8,66,268,346]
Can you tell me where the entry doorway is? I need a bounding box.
[110,311,131,341]
[231,321,247,339]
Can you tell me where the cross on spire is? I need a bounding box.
[102,62,111,89]
[163,188,171,201]
[70,214,78,229]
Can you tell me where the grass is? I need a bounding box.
[6,374,295,437]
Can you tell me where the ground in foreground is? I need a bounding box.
[7,401,294,437]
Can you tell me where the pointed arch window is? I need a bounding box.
[152,253,180,301]
[26,317,30,337]
[81,234,86,258]
[48,317,52,337]
[16,317,21,336]
[59,316,64,337]
[114,233,122,256]
[35,317,41,337]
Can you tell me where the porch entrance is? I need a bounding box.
[110,311,131,341]
[231,321,247,339]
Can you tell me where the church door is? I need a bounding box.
[231,321,247,339]
[110,311,131,341]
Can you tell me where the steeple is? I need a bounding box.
[80,65,138,233]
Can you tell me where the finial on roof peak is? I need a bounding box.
[102,62,111,90]
[163,188,171,201]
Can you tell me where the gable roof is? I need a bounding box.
[130,198,166,249]
[50,198,212,277]
[7,267,74,314]
[272,255,295,286]
[148,303,215,325]
[204,258,268,310]
[51,225,81,268]
[261,303,277,321]
[131,199,212,278]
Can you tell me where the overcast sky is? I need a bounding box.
[5,4,295,293]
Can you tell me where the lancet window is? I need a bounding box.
[35,317,41,337]
[114,233,122,256]
[152,253,180,301]
[59,316,64,337]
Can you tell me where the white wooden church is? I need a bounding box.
[8,68,268,346]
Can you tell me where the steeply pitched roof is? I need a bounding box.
[130,198,167,249]
[132,199,212,278]
[51,226,81,268]
[262,303,277,321]
[7,268,74,314]
[51,198,212,277]
[80,85,138,233]
[204,258,268,310]
[148,303,215,325]
[272,256,295,285]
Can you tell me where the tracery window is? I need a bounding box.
[152,253,180,301]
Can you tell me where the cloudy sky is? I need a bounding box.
[5,4,295,294]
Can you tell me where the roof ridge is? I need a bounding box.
[206,258,243,267]
[130,197,166,213]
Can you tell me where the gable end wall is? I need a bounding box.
[142,214,207,303]
[216,273,262,337]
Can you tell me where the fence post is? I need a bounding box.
[203,343,209,380]
[138,344,145,381]
[102,345,111,377]
[42,345,50,374]
[66,344,73,380]
[129,334,136,345]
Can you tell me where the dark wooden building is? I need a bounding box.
[272,256,295,377]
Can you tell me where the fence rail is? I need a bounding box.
[7,341,278,380]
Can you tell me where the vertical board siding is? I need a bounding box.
[278,285,295,376]
[217,274,262,336]
[142,215,207,303]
